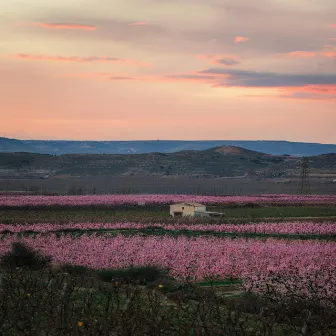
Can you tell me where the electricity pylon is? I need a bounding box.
[297,157,311,195]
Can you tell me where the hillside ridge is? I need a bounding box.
[0,146,335,179]
[1,137,335,156]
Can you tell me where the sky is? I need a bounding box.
[0,0,336,143]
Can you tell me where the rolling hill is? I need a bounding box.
[0,146,335,179]
[0,137,335,156]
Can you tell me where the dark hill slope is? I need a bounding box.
[0,147,335,179]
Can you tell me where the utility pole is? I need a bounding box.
[297,157,311,195]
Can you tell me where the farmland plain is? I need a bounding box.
[0,193,335,335]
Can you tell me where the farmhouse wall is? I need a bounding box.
[170,203,207,217]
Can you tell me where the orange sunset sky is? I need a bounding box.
[0,0,335,143]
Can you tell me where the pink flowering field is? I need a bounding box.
[1,221,336,236]
[1,194,336,207]
[0,234,334,298]
[1,193,335,300]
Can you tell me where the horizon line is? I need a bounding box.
[1,136,335,145]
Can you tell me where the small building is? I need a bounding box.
[170,202,206,217]
[170,202,225,217]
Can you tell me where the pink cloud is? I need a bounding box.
[286,51,317,58]
[286,46,336,58]
[283,85,336,95]
[197,54,240,66]
[320,46,336,58]
[9,54,150,67]
[157,76,336,101]
[280,85,336,101]
[68,68,336,102]
[68,71,229,85]
[330,24,336,28]
[32,23,97,30]
[71,73,136,81]
[234,36,248,43]
[155,73,227,83]
[128,22,147,26]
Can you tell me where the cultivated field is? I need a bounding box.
[0,194,335,335]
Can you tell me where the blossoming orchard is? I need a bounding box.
[1,194,336,207]
[0,193,335,306]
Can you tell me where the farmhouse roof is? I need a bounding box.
[172,202,205,207]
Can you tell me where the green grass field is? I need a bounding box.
[1,205,335,224]
[207,205,336,218]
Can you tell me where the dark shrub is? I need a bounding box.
[98,266,167,283]
[0,242,51,270]
[243,202,261,208]
[58,264,93,276]
[98,268,128,282]
[147,278,178,293]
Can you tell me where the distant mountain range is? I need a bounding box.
[0,137,335,156]
[1,146,335,179]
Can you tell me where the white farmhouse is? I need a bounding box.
[170,202,206,217]
[170,202,224,217]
